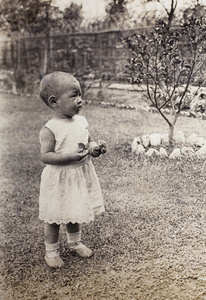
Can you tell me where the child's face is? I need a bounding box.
[55,78,82,118]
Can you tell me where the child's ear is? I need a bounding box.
[48,95,57,107]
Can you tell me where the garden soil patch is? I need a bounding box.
[1,92,206,299]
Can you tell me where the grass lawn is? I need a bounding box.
[1,91,206,299]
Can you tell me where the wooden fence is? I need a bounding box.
[1,25,204,93]
[0,27,153,92]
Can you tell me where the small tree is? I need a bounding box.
[106,0,128,14]
[61,3,83,33]
[156,0,178,27]
[125,19,206,146]
[105,0,129,29]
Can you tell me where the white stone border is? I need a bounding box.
[84,100,136,110]
[132,131,206,159]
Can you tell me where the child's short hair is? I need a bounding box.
[39,71,76,105]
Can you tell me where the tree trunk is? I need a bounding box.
[43,46,48,75]
[15,36,24,92]
[168,124,174,147]
[17,38,20,73]
[98,34,102,88]
[49,36,53,71]
[168,113,178,146]
[43,32,50,75]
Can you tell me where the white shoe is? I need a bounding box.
[70,243,93,258]
[45,250,64,268]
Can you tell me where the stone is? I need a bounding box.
[169,148,181,159]
[142,134,150,147]
[186,133,198,146]
[131,137,141,153]
[161,134,169,145]
[190,111,196,118]
[196,112,203,118]
[174,131,185,144]
[149,133,161,146]
[180,111,186,116]
[159,147,168,157]
[135,144,145,155]
[195,137,205,147]
[181,147,194,156]
[145,148,160,157]
[196,146,206,157]
[180,111,190,117]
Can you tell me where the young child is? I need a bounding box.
[39,71,106,268]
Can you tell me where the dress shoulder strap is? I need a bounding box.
[39,119,58,142]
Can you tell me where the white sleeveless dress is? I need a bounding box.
[39,115,105,224]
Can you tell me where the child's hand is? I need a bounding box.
[88,140,107,157]
[98,140,107,154]
[78,143,87,153]
[88,146,102,157]
[76,143,88,160]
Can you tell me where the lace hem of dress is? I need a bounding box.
[39,208,105,225]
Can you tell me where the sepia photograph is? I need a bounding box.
[1,0,206,299]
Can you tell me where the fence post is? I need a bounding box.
[17,38,20,73]
[98,33,102,88]
[43,44,48,74]
[49,35,53,71]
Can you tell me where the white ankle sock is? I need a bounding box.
[66,231,81,247]
[45,242,60,258]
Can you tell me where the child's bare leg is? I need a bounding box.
[44,222,60,244]
[44,223,64,268]
[66,222,92,258]
[66,222,80,234]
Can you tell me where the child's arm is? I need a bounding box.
[87,133,106,157]
[40,127,88,165]
[88,134,98,148]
